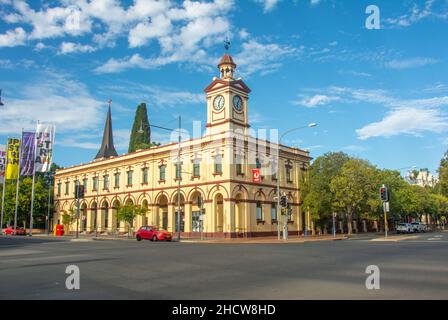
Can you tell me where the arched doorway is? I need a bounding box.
[102,200,109,232]
[235,193,245,236]
[157,195,169,230]
[190,191,204,233]
[214,193,224,232]
[91,201,98,232]
[141,199,149,227]
[173,193,185,233]
[81,203,87,232]
[112,199,121,233]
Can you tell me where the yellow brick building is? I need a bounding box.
[53,54,312,238]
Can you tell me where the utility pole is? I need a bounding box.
[177,116,182,242]
[380,184,389,238]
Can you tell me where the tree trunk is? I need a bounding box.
[346,210,353,235]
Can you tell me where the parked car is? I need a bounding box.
[396,223,413,234]
[136,225,172,242]
[2,227,26,236]
[411,222,427,233]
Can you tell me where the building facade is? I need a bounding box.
[53,54,312,238]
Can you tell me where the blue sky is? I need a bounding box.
[0,0,448,175]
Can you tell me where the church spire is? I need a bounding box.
[95,98,118,159]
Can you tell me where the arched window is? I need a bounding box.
[256,201,263,220]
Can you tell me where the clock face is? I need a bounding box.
[213,95,225,111]
[233,95,243,112]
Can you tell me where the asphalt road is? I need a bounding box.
[0,232,447,299]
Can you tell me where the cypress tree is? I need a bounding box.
[128,103,152,153]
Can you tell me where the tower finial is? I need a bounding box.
[0,89,4,106]
[224,37,231,51]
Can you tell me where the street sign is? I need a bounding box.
[252,169,261,183]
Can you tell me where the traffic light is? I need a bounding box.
[380,186,388,202]
[280,195,288,208]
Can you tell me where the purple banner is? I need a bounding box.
[20,132,36,176]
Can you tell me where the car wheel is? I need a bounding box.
[136,235,141,241]
[152,235,158,242]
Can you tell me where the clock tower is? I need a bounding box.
[204,53,251,135]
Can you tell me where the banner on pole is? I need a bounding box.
[20,132,35,176]
[5,138,20,180]
[0,145,6,184]
[35,124,55,173]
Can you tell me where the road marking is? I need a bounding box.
[0,249,44,257]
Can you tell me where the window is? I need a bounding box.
[73,180,79,195]
[286,165,292,182]
[92,176,98,191]
[235,154,243,175]
[127,170,133,186]
[142,168,149,184]
[103,175,109,190]
[114,173,120,188]
[214,155,222,174]
[57,183,61,196]
[159,165,166,180]
[175,163,182,179]
[65,182,69,195]
[83,178,88,190]
[271,203,277,221]
[256,158,262,169]
[256,201,263,220]
[193,160,200,177]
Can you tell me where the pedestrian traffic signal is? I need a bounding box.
[380,186,388,202]
[280,195,288,208]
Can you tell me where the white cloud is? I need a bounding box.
[385,57,438,70]
[0,71,103,135]
[254,0,281,13]
[59,42,96,54]
[356,108,448,140]
[128,15,172,48]
[293,94,340,108]
[385,0,448,28]
[0,27,27,47]
[99,82,204,108]
[310,0,321,6]
[235,40,300,77]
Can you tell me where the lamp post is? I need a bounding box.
[141,117,183,241]
[276,123,317,240]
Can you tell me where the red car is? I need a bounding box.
[2,227,26,236]
[136,225,172,242]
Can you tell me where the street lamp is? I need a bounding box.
[141,117,183,241]
[276,123,317,240]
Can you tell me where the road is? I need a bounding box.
[0,232,447,299]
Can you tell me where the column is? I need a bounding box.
[184,202,192,233]
[224,200,235,235]
[168,204,175,233]
[86,208,94,232]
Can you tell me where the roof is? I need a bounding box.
[218,54,236,67]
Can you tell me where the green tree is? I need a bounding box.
[438,151,448,196]
[302,152,351,230]
[330,158,378,234]
[128,103,152,153]
[1,163,61,229]
[117,203,147,237]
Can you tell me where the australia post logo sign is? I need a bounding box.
[252,169,261,183]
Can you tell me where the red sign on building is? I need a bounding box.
[252,169,261,183]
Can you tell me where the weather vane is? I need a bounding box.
[0,89,4,106]
[224,37,231,51]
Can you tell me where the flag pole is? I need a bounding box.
[0,137,8,232]
[46,175,52,235]
[13,131,23,234]
[29,121,38,236]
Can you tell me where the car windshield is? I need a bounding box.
[398,223,407,226]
